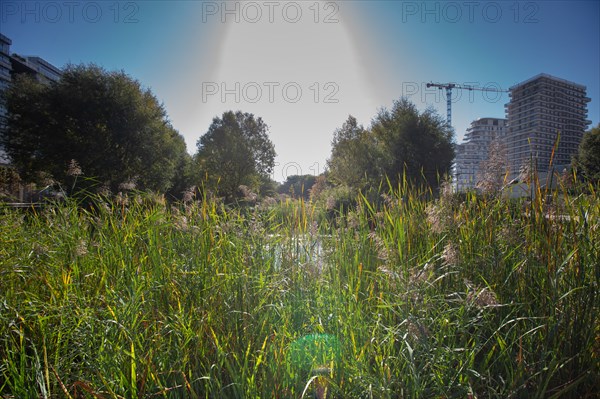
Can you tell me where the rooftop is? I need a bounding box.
[0,33,12,45]
[509,73,587,91]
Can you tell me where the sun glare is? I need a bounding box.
[194,1,382,181]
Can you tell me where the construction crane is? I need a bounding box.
[426,82,509,129]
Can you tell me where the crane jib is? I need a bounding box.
[426,82,509,129]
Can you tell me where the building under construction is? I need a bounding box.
[505,73,591,180]
[455,117,507,191]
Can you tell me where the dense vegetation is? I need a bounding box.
[573,123,600,185]
[1,178,598,398]
[2,62,458,202]
[1,64,599,398]
[327,101,455,193]
[194,111,277,202]
[1,65,189,195]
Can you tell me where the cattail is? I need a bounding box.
[66,159,83,177]
[96,183,112,197]
[409,262,433,285]
[467,286,499,309]
[174,215,189,232]
[74,239,88,257]
[476,139,509,194]
[381,192,394,208]
[368,231,389,261]
[118,179,137,191]
[426,201,456,234]
[239,185,258,202]
[406,318,430,340]
[346,211,359,229]
[325,196,336,211]
[182,186,196,203]
[115,192,128,207]
[441,242,459,268]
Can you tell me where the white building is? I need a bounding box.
[455,117,507,191]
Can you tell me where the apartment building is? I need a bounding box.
[455,117,507,191]
[0,34,63,201]
[505,73,591,179]
[10,54,62,84]
[0,34,11,92]
[0,34,63,166]
[0,34,13,165]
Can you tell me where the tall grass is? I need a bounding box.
[0,182,598,398]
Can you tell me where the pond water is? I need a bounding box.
[267,234,329,272]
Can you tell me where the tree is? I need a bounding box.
[1,64,188,193]
[327,115,382,190]
[371,98,455,189]
[327,101,454,193]
[573,124,600,185]
[195,111,276,201]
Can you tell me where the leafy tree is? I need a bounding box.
[195,111,276,201]
[327,115,381,190]
[327,101,454,194]
[371,98,454,189]
[1,64,188,193]
[573,124,600,185]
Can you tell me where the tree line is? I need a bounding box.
[1,64,598,203]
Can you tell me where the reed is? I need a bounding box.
[0,181,598,398]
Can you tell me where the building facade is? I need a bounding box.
[0,34,63,167]
[0,34,13,164]
[455,117,507,191]
[10,54,62,84]
[0,34,11,93]
[0,34,63,201]
[505,73,591,179]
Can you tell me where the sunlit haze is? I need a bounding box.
[1,0,598,182]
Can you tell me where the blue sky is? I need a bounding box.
[1,1,598,182]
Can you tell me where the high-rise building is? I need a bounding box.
[0,34,11,92]
[455,117,507,191]
[0,34,13,165]
[0,34,63,167]
[505,73,591,179]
